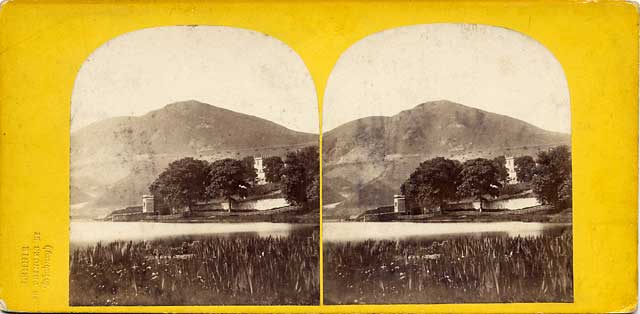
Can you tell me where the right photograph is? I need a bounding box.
[322,24,573,304]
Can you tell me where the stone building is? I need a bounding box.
[393,194,406,213]
[142,195,155,213]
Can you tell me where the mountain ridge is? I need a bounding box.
[323,100,568,165]
[322,100,570,218]
[72,100,314,137]
[70,100,318,218]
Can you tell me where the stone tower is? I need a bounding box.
[505,156,518,184]
[142,195,155,213]
[394,195,406,213]
[254,157,267,185]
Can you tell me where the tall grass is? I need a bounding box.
[70,231,319,306]
[324,232,572,304]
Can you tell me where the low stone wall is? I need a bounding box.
[111,212,156,222]
[395,213,438,220]
[108,205,302,222]
[446,201,482,211]
[357,212,398,222]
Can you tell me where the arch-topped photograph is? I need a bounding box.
[322,23,572,304]
[69,26,320,306]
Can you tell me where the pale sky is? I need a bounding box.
[323,24,571,133]
[71,26,318,133]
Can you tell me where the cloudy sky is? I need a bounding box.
[71,26,318,133]
[323,23,571,133]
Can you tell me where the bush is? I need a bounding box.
[500,182,531,196]
[247,182,281,196]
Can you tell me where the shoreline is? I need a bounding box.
[104,215,319,224]
[74,206,320,224]
[324,206,572,224]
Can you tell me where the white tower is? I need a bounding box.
[254,157,267,185]
[505,156,518,184]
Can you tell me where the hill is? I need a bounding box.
[322,100,570,218]
[71,100,317,218]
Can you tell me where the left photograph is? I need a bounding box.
[69,26,320,306]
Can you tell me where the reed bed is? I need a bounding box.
[70,231,319,306]
[324,232,572,304]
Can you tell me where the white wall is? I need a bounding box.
[485,197,541,210]
[222,197,290,211]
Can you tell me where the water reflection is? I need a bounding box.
[323,221,571,243]
[70,221,317,247]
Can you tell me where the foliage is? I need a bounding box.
[492,155,509,183]
[324,233,573,304]
[207,158,253,210]
[558,175,572,207]
[281,146,319,208]
[263,156,285,183]
[500,182,531,196]
[70,231,320,306]
[247,182,281,196]
[514,155,536,183]
[149,158,210,211]
[457,158,503,207]
[240,156,258,185]
[305,175,320,209]
[531,146,572,208]
[149,153,295,213]
[401,157,461,211]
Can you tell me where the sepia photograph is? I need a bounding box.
[322,24,573,304]
[69,26,320,306]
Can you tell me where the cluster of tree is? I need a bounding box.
[513,148,571,208]
[263,156,285,183]
[514,155,536,183]
[401,145,572,212]
[149,146,319,212]
[280,146,320,208]
[529,146,572,208]
[261,146,320,208]
[401,157,503,212]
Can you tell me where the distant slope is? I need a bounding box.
[71,100,317,218]
[323,100,569,165]
[70,185,92,204]
[322,100,570,218]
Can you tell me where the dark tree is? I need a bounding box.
[558,174,572,207]
[305,174,320,209]
[401,157,461,212]
[207,158,253,211]
[263,156,285,183]
[457,158,503,211]
[149,157,210,212]
[492,155,509,183]
[531,145,572,208]
[514,155,536,183]
[281,146,319,208]
[241,156,258,185]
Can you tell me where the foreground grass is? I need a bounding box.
[70,231,319,305]
[324,232,572,304]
